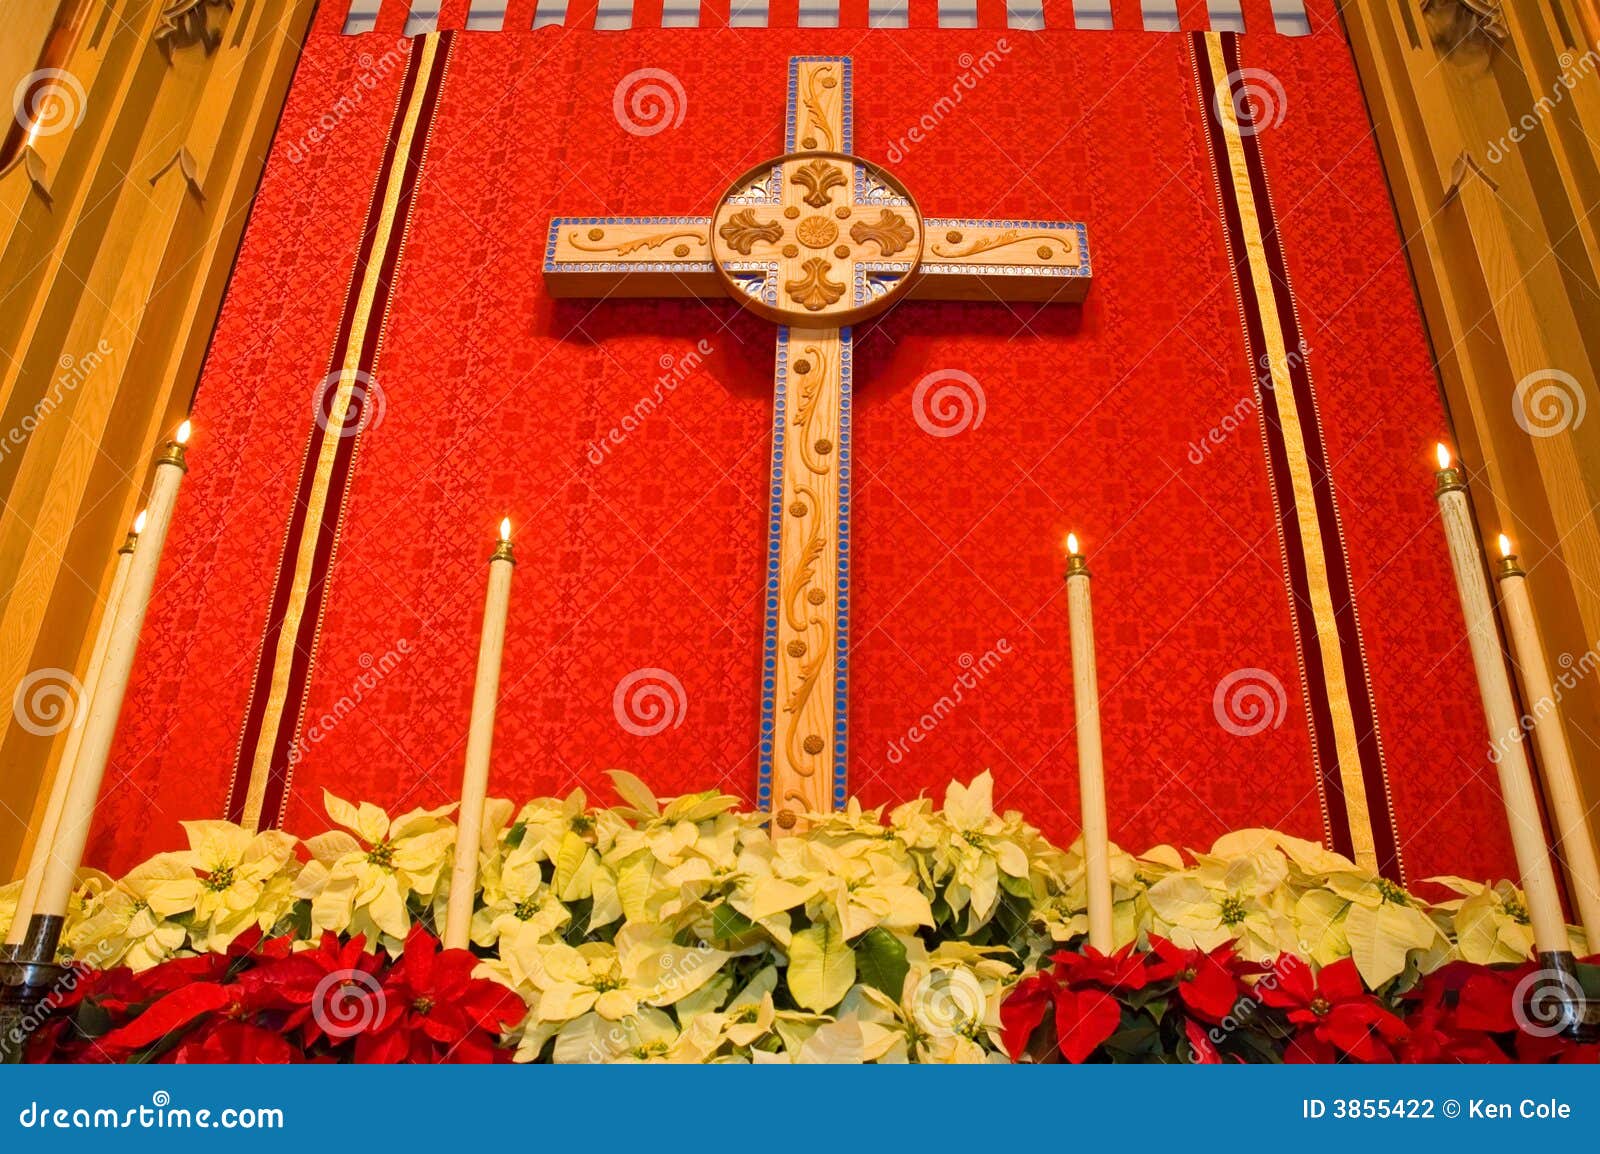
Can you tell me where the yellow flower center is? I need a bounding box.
[1309,995,1331,1017]
[1218,894,1248,926]
[1503,896,1530,925]
[413,996,434,1014]
[1374,878,1409,906]
[202,865,237,892]
[513,897,540,921]
[366,841,396,871]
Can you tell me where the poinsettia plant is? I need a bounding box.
[999,939,1600,1064]
[5,772,1595,1063]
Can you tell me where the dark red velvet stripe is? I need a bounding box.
[975,0,1008,30]
[228,33,455,828]
[1189,31,1355,865]
[837,0,872,26]
[1238,0,1277,33]
[1222,33,1400,878]
[373,0,408,35]
[311,0,352,36]
[1109,0,1143,29]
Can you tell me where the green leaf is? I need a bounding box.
[711,904,756,943]
[505,820,527,849]
[787,921,856,1012]
[854,928,909,999]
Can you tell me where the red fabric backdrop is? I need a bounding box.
[90,23,1518,890]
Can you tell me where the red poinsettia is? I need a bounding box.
[273,932,389,1048]
[353,924,524,1064]
[1147,938,1246,1025]
[1258,957,1407,1062]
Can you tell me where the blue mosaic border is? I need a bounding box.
[833,327,852,808]
[785,56,854,153]
[756,328,790,813]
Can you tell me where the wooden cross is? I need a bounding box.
[545,56,1090,832]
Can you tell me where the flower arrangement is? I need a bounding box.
[4,772,1593,1063]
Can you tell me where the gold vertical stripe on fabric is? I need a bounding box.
[1204,34,1377,869]
[239,33,441,830]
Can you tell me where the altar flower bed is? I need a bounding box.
[4,772,1594,1063]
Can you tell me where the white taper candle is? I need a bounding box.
[1493,534,1600,945]
[1433,446,1568,955]
[34,423,190,926]
[1065,533,1114,952]
[5,514,142,946]
[443,518,515,949]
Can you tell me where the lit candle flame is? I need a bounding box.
[500,517,511,542]
[175,419,192,445]
[133,510,147,534]
[1435,443,1451,471]
[1066,532,1080,557]
[1499,533,1513,558]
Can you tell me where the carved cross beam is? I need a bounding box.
[544,57,1090,832]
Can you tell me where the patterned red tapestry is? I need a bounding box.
[89,15,1523,892]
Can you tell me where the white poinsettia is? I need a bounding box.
[65,854,195,970]
[1426,876,1539,966]
[471,838,570,949]
[505,924,729,1029]
[292,791,456,948]
[1145,846,1299,961]
[1322,869,1447,987]
[917,772,1034,933]
[142,821,297,952]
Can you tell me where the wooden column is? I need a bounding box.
[1341,1,1600,864]
[0,0,318,879]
